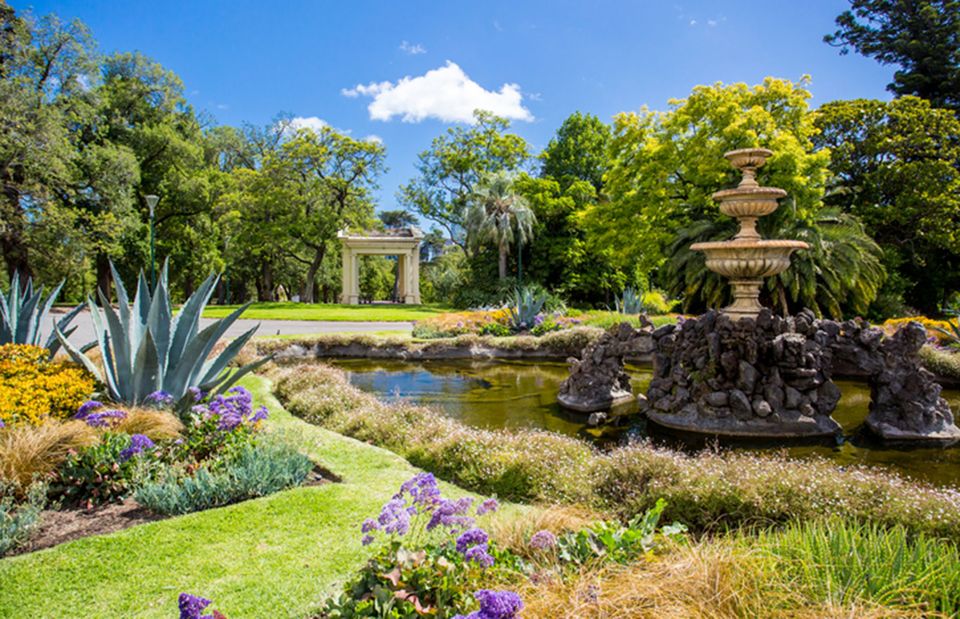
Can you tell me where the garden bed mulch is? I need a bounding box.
[8,465,335,557]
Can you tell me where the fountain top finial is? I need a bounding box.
[724,147,773,189]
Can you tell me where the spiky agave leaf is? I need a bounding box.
[0,271,84,357]
[56,260,271,407]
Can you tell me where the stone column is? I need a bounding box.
[340,248,360,305]
[397,253,407,302]
[409,247,421,304]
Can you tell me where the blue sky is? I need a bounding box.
[19,0,894,209]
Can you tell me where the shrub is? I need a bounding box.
[0,420,99,492]
[112,408,184,441]
[272,363,960,540]
[0,481,46,556]
[883,315,960,346]
[50,432,159,508]
[134,439,312,515]
[919,345,960,381]
[0,344,95,426]
[756,519,960,615]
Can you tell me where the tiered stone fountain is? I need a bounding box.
[641,148,960,441]
[690,148,807,320]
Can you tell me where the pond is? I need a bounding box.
[329,358,960,488]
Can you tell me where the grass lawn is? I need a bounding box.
[0,374,513,619]
[203,302,451,322]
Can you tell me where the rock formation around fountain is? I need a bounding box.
[645,309,960,441]
[558,320,654,413]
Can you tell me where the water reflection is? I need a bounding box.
[328,358,960,488]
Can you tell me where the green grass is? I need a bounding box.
[202,302,451,322]
[0,374,515,618]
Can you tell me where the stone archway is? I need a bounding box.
[338,228,423,304]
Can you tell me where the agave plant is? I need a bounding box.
[1,272,84,356]
[56,263,270,407]
[616,287,643,315]
[507,287,548,331]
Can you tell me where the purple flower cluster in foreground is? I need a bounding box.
[360,472,500,562]
[529,529,557,550]
[119,433,155,461]
[191,387,267,431]
[74,401,127,427]
[178,593,216,619]
[0,419,5,428]
[453,590,524,619]
[145,390,175,408]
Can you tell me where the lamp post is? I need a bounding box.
[145,194,159,289]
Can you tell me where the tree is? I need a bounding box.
[279,126,385,303]
[825,0,960,111]
[0,5,94,279]
[465,172,536,280]
[593,78,885,317]
[400,110,529,254]
[378,209,417,229]
[540,111,612,192]
[813,96,960,313]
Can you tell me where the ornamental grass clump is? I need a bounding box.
[0,420,98,492]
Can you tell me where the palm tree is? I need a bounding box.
[665,210,885,318]
[465,172,536,281]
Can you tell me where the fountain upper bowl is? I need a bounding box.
[690,239,809,279]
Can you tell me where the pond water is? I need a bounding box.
[328,358,960,488]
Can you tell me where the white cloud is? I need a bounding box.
[288,116,329,133]
[399,40,426,55]
[364,134,383,144]
[342,61,533,124]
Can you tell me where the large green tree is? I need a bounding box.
[400,110,529,255]
[825,0,960,111]
[813,96,960,314]
[594,78,885,317]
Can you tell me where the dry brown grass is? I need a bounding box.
[510,540,926,619]
[112,408,183,440]
[0,421,99,491]
[488,504,607,556]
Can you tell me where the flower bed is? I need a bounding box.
[0,344,95,426]
[412,310,676,339]
[0,385,315,556]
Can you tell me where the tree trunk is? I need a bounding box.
[302,246,325,304]
[96,253,112,302]
[259,262,275,302]
[0,186,31,281]
[498,244,508,280]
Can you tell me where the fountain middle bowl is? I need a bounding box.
[690,239,809,279]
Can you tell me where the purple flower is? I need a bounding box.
[119,434,155,461]
[178,593,212,619]
[188,387,204,403]
[534,314,545,326]
[144,390,174,408]
[250,406,269,423]
[377,498,411,535]
[82,409,127,428]
[396,472,441,511]
[193,387,266,431]
[453,590,524,619]
[427,497,474,533]
[361,534,374,546]
[463,543,495,567]
[456,527,489,554]
[476,498,499,516]
[75,400,103,419]
[529,530,557,550]
[0,419,5,428]
[361,518,380,533]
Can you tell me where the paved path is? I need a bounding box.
[47,309,412,346]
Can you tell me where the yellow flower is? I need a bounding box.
[0,344,96,427]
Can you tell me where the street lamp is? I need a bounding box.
[145,194,159,289]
